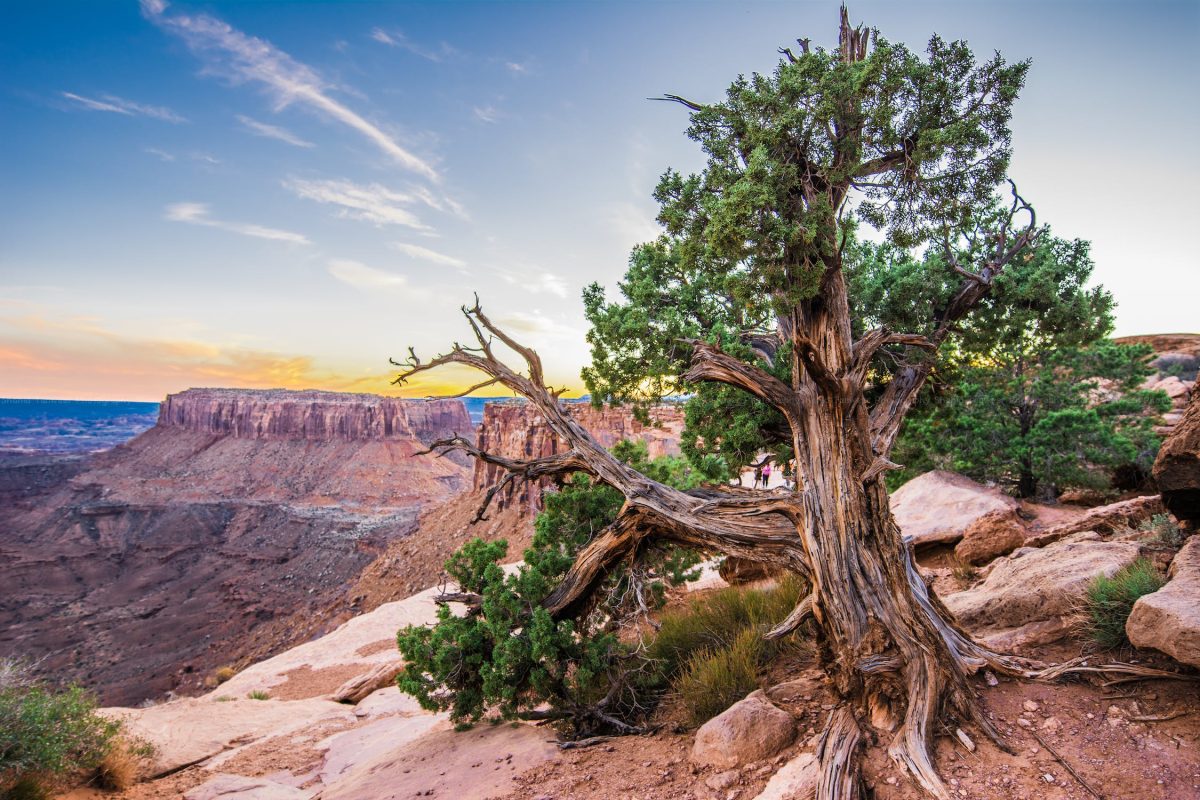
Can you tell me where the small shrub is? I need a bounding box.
[214,666,236,684]
[1139,514,1185,549]
[1084,558,1166,649]
[0,675,120,798]
[674,628,763,726]
[948,557,978,586]
[246,690,270,701]
[648,575,805,678]
[91,738,145,791]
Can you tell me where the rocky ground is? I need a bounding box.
[55,470,1200,800]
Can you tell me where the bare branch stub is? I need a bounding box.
[867,182,1039,458]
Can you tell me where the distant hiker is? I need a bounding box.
[762,462,771,487]
[753,465,763,488]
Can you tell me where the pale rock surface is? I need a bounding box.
[889,471,1018,547]
[691,690,796,769]
[105,697,356,776]
[183,773,313,800]
[944,532,1142,650]
[753,752,818,800]
[217,586,444,699]
[1127,535,1200,668]
[318,719,557,800]
[953,509,1028,566]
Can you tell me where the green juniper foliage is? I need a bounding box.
[396,442,703,735]
[885,233,1169,497]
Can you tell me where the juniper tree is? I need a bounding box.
[396,10,1156,798]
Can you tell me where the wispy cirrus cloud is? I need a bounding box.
[164,202,310,245]
[327,259,432,301]
[60,91,187,123]
[140,0,437,181]
[473,105,500,124]
[286,177,468,231]
[369,27,458,63]
[390,242,467,271]
[236,114,314,148]
[497,268,570,299]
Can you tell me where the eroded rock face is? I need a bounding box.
[953,509,1028,566]
[889,471,1018,548]
[160,388,472,447]
[0,390,472,705]
[1024,494,1164,548]
[943,532,1142,651]
[1153,390,1200,524]
[1127,535,1200,668]
[691,690,796,769]
[474,401,684,511]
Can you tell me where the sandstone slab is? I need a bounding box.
[216,587,443,700]
[318,719,556,800]
[104,697,356,776]
[754,752,817,800]
[889,471,1018,547]
[1024,494,1164,548]
[953,509,1028,566]
[943,532,1142,650]
[183,773,313,800]
[1127,535,1200,668]
[691,690,796,769]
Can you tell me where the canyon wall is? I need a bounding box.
[0,389,473,705]
[158,388,472,445]
[473,401,685,512]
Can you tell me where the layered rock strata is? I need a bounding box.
[473,401,684,512]
[0,389,472,705]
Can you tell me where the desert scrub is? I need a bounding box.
[1140,514,1185,549]
[247,690,270,700]
[648,574,806,677]
[647,576,809,724]
[1084,558,1166,648]
[0,667,121,799]
[674,628,764,726]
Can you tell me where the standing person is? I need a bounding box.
[762,462,771,487]
[753,465,763,489]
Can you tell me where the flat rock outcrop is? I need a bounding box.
[474,401,684,511]
[943,532,1143,650]
[94,575,555,800]
[1127,535,1200,668]
[0,389,472,705]
[691,690,796,769]
[1153,390,1200,524]
[1024,494,1163,548]
[889,471,1018,548]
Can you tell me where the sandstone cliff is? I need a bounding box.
[0,389,473,705]
[473,401,684,512]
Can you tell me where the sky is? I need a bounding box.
[1,0,1197,401]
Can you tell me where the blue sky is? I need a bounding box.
[1,0,1196,400]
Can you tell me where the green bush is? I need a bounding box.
[1140,514,1185,549]
[396,442,705,737]
[674,628,764,726]
[246,690,270,700]
[1084,558,1166,649]
[0,678,120,798]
